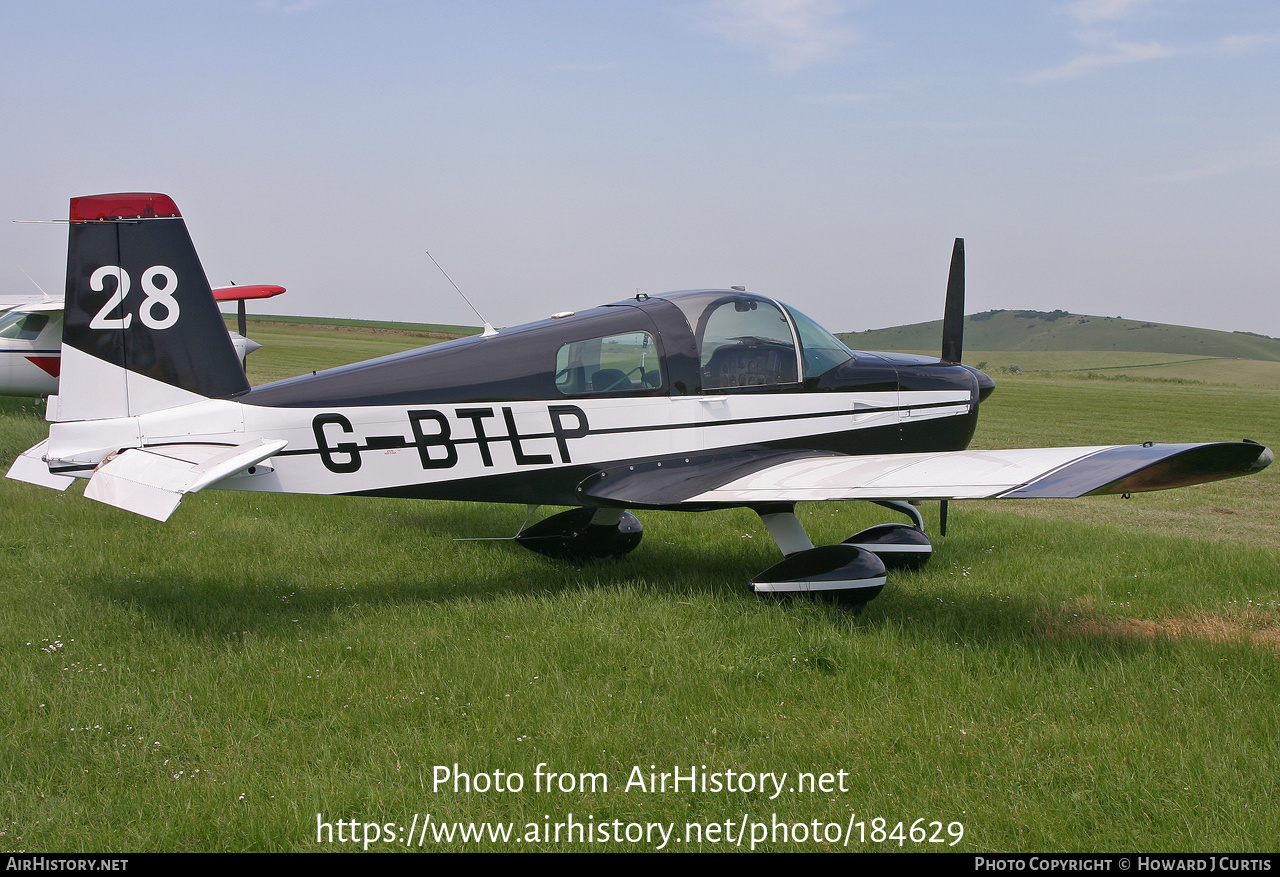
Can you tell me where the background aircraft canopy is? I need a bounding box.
[0,309,56,341]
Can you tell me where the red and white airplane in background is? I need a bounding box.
[0,283,283,397]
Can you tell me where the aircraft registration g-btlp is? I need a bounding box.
[7,193,1274,610]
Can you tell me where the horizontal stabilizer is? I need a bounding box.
[83,439,288,521]
[6,440,75,490]
[211,284,286,302]
[669,442,1271,505]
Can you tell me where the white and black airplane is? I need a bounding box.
[6,193,1273,609]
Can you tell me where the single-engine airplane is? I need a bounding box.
[6,193,1273,609]
[0,281,285,397]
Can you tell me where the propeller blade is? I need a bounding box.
[939,240,965,535]
[941,238,965,364]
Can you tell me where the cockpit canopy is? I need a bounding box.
[557,290,856,396]
[240,288,857,408]
[654,290,854,389]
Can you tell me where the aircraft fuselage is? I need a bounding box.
[46,290,993,510]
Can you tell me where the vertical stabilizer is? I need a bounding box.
[55,193,249,421]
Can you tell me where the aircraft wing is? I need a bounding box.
[0,295,43,313]
[80,439,288,522]
[583,442,1272,507]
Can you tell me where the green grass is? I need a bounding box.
[2,334,1278,852]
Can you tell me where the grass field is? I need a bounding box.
[2,326,1278,852]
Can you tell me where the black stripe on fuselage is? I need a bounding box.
[269,396,968,460]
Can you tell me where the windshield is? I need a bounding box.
[786,305,854,379]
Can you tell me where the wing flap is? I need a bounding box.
[82,438,288,521]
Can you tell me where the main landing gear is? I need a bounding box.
[512,502,933,612]
[751,501,933,612]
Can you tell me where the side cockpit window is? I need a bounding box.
[556,331,662,395]
[699,299,798,390]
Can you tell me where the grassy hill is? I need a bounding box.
[839,309,1280,362]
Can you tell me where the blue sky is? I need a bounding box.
[2,1,1278,337]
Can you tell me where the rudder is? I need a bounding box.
[54,193,249,421]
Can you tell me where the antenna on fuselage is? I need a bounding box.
[939,238,965,536]
[426,250,497,337]
[18,266,53,302]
